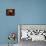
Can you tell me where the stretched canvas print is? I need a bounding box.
[6,9,15,16]
[18,25,46,41]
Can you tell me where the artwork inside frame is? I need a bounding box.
[6,8,15,16]
[18,24,46,42]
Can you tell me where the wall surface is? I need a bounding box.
[0,0,46,45]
